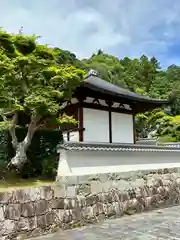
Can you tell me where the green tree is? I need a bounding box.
[0,29,85,171]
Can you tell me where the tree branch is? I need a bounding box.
[24,114,41,148]
[9,112,18,148]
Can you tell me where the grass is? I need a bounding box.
[0,177,54,192]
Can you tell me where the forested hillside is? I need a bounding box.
[1,29,180,145]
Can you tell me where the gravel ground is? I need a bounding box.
[29,205,180,240]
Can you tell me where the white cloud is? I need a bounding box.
[1,0,180,66]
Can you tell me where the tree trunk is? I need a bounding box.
[8,114,40,171]
[10,141,28,170]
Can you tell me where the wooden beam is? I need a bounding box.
[80,102,132,115]
[78,105,84,142]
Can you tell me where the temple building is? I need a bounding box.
[56,70,180,182]
[61,70,168,144]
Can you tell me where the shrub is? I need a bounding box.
[0,127,62,178]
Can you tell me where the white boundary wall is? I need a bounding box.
[57,148,180,179]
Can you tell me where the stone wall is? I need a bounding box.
[1,168,180,239]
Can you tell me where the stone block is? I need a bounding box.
[12,188,41,203]
[34,200,48,216]
[172,172,180,179]
[45,211,55,226]
[0,219,16,236]
[96,202,104,215]
[147,177,154,186]
[63,198,70,210]
[40,186,53,201]
[97,192,107,203]
[163,173,174,181]
[118,191,130,202]
[106,203,116,217]
[176,178,180,186]
[112,202,123,216]
[101,181,111,192]
[76,194,86,207]
[0,207,4,222]
[125,198,144,214]
[21,202,35,217]
[116,180,131,191]
[0,192,12,204]
[92,203,98,216]
[149,186,158,195]
[68,198,77,209]
[17,217,37,231]
[49,198,64,209]
[52,185,66,198]
[127,189,136,199]
[0,237,7,240]
[157,186,166,197]
[66,186,78,197]
[153,178,163,187]
[62,209,73,223]
[131,178,145,188]
[4,204,21,220]
[140,186,151,198]
[86,194,98,206]
[76,184,91,196]
[81,206,94,220]
[91,181,102,194]
[52,209,64,223]
[134,187,142,199]
[37,215,46,229]
[144,195,157,209]
[70,209,81,222]
[162,179,172,186]
[107,192,114,203]
[110,180,119,189]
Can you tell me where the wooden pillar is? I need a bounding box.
[78,105,84,142]
[106,100,113,143]
[109,108,112,143]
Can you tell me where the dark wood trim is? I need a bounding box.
[109,108,112,143]
[78,105,84,141]
[62,127,85,133]
[67,132,70,141]
[80,102,132,115]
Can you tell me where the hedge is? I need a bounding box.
[0,128,63,178]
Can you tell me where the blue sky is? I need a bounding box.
[1,0,180,68]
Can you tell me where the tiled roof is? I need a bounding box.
[82,75,169,105]
[57,141,180,153]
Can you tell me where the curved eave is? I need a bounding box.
[80,75,170,106]
[82,82,169,105]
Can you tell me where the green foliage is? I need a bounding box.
[42,156,58,179]
[13,34,37,55]
[0,128,62,178]
[0,29,85,143]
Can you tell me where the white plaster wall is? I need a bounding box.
[57,149,180,177]
[83,108,109,142]
[112,112,133,143]
[63,132,79,142]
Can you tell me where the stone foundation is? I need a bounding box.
[1,168,180,239]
